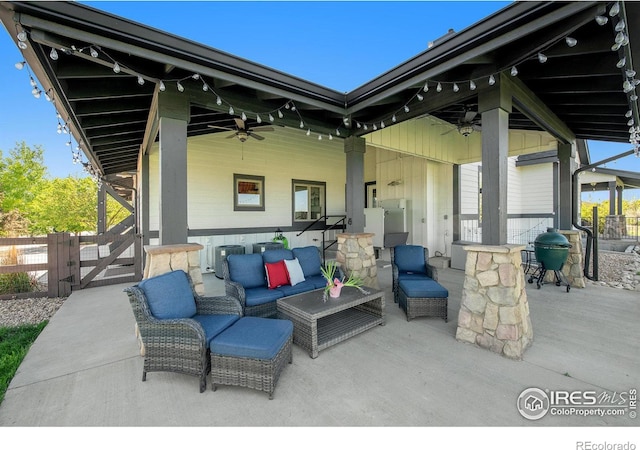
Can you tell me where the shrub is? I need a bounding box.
[0,272,36,295]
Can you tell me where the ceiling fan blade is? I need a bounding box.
[225,132,237,139]
[464,111,478,122]
[234,118,246,130]
[207,125,234,131]
[250,133,265,141]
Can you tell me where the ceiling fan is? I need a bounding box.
[441,107,482,137]
[208,118,274,142]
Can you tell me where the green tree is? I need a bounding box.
[29,177,98,234]
[0,142,47,214]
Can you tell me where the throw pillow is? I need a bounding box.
[284,258,306,286]
[265,260,290,289]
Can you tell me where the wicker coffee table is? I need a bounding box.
[276,286,385,358]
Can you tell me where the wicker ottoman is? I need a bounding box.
[210,316,293,399]
[397,279,449,322]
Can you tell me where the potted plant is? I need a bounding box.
[320,260,366,299]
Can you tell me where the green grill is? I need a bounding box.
[528,228,572,292]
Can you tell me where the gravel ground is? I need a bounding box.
[1,249,638,327]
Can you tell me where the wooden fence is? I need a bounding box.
[0,231,142,299]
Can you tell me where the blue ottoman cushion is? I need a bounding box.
[399,279,448,298]
[138,270,196,319]
[210,317,293,359]
[192,314,241,346]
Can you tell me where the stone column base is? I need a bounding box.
[336,233,378,288]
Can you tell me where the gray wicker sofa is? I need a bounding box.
[222,246,331,318]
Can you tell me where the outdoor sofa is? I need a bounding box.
[222,246,336,318]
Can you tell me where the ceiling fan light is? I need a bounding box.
[459,125,474,137]
[565,36,577,47]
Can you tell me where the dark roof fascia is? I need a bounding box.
[344,1,600,113]
[515,149,558,167]
[8,1,348,112]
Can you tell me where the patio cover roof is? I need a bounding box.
[1,1,639,179]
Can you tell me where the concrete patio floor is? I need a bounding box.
[1,262,638,435]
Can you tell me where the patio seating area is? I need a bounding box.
[0,262,638,429]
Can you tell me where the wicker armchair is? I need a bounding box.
[124,270,243,393]
[390,245,439,303]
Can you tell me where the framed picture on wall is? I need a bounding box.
[234,174,265,211]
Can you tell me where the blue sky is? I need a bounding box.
[1,1,638,201]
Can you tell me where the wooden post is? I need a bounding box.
[47,233,72,297]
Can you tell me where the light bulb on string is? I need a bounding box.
[615,32,627,45]
[615,20,625,32]
[373,124,377,131]
[269,113,275,122]
[453,83,460,92]
[229,106,234,115]
[510,66,518,76]
[356,122,362,129]
[256,114,262,124]
[609,2,620,17]
[29,76,37,87]
[177,81,184,92]
[18,41,27,50]
[318,134,322,140]
[470,80,477,90]
[627,70,637,78]
[113,62,120,73]
[299,120,304,128]
[612,42,622,52]
[617,57,627,69]
[49,48,58,60]
[137,76,145,85]
[277,110,283,119]
[628,118,635,126]
[15,61,25,70]
[363,124,368,131]
[16,30,27,42]
[488,74,496,85]
[404,105,410,113]
[417,93,424,101]
[626,110,633,118]
[392,114,397,122]
[436,82,442,92]
[538,52,548,63]
[90,47,99,58]
[216,96,222,106]
[159,81,166,92]
[565,36,577,47]
[241,112,247,121]
[623,80,633,93]
[595,15,608,25]
[192,74,200,80]
[306,128,311,136]
[329,134,333,140]
[423,82,429,92]
[381,121,385,128]
[202,83,208,92]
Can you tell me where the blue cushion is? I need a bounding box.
[262,249,294,264]
[244,286,285,307]
[210,317,293,360]
[394,245,427,274]
[192,314,240,347]
[399,279,448,298]
[276,280,317,296]
[305,274,330,290]
[138,270,196,319]
[227,254,266,289]
[292,246,322,277]
[398,273,433,282]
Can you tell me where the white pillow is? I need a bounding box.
[284,258,306,286]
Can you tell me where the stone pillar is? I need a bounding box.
[456,244,533,360]
[336,233,378,289]
[143,243,204,295]
[604,215,627,239]
[558,230,585,288]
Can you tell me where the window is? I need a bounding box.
[292,180,325,223]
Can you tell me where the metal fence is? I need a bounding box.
[460,217,554,245]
